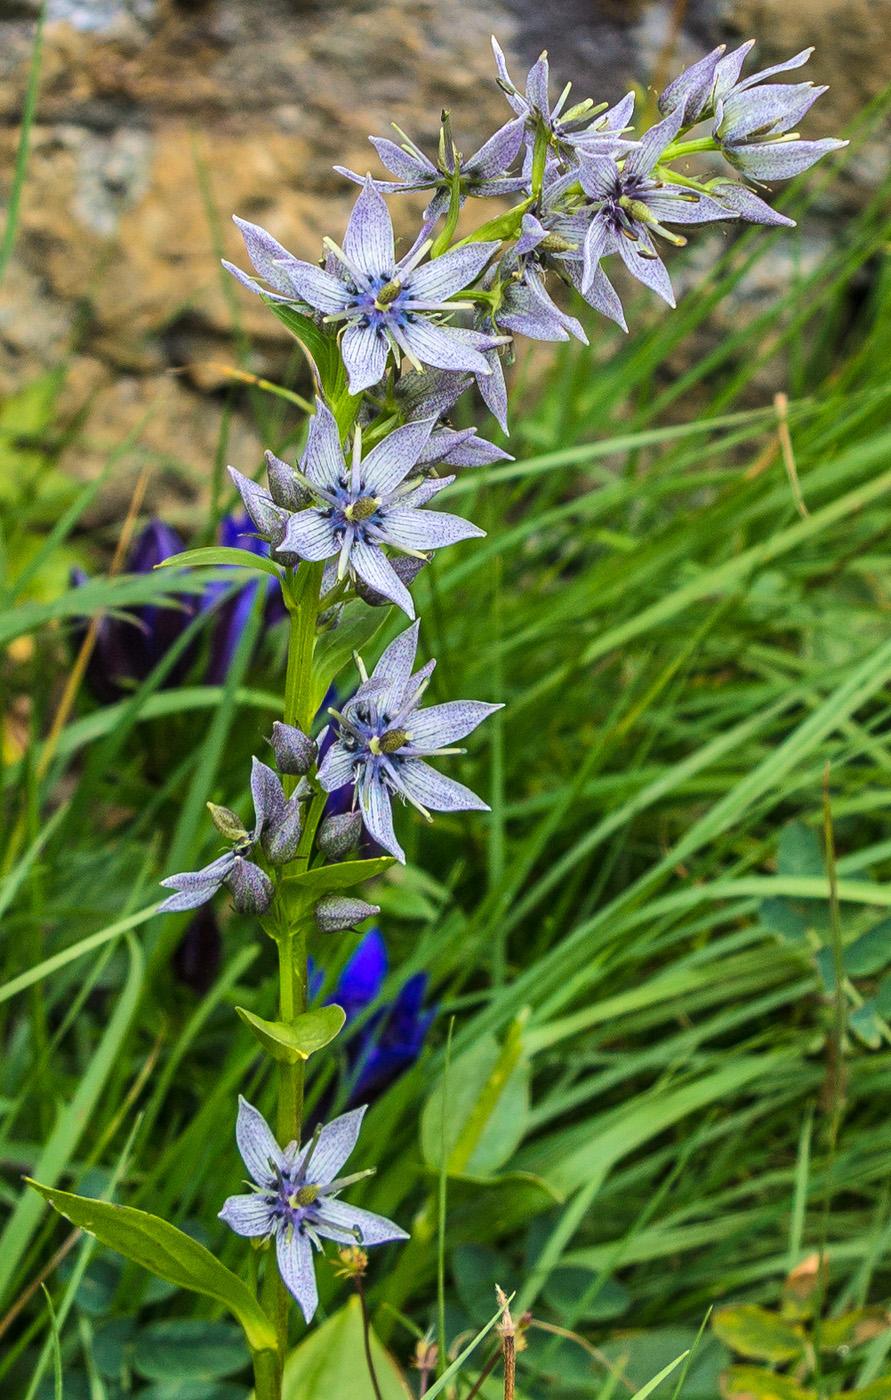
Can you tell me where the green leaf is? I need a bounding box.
[842,917,891,976]
[132,1320,247,1381]
[156,547,282,580]
[26,1183,277,1356]
[282,857,394,904]
[420,1021,529,1176]
[712,1305,805,1363]
[277,1296,411,1400]
[849,1000,884,1049]
[819,1306,891,1353]
[236,1004,346,1063]
[631,1350,689,1400]
[263,303,361,436]
[837,1380,891,1400]
[311,603,388,716]
[723,1366,817,1400]
[453,197,533,248]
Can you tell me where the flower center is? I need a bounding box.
[344,495,381,522]
[374,278,403,309]
[292,1184,319,1207]
[369,727,409,756]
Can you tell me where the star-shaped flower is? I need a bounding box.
[578,108,736,309]
[317,621,501,862]
[336,115,528,220]
[271,402,484,617]
[711,45,846,180]
[225,180,502,394]
[658,41,846,181]
[491,36,636,160]
[219,1098,407,1323]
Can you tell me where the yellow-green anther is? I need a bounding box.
[374,279,403,308]
[539,233,579,253]
[344,495,381,522]
[380,727,409,754]
[295,1185,319,1206]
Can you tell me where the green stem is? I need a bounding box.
[661,136,720,159]
[258,559,326,1383]
[252,1344,283,1400]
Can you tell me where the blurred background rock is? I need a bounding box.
[0,0,885,522]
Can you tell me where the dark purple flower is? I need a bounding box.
[327,928,435,1104]
[74,514,285,702]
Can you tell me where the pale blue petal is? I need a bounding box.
[724,137,846,180]
[381,508,484,553]
[407,242,500,302]
[407,700,503,748]
[302,400,347,491]
[709,180,796,227]
[361,417,436,496]
[316,1198,409,1247]
[278,510,339,562]
[232,217,307,298]
[236,1096,283,1185]
[371,620,420,705]
[623,106,684,177]
[302,1105,366,1185]
[344,177,395,277]
[396,759,489,812]
[219,1193,272,1238]
[360,770,404,862]
[400,319,491,375]
[317,741,358,793]
[276,1229,318,1323]
[465,116,526,178]
[350,540,415,617]
[285,263,353,314]
[369,137,436,181]
[617,229,676,307]
[342,323,390,394]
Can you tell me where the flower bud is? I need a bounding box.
[226,857,275,914]
[228,466,288,546]
[354,553,430,608]
[207,802,248,843]
[313,895,380,934]
[317,811,363,861]
[266,450,311,512]
[268,721,318,776]
[263,799,302,866]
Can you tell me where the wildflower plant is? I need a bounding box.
[28,32,844,1400]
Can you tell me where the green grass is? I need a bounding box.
[2,90,891,1400]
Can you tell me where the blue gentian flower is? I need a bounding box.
[335,115,528,219]
[260,400,484,617]
[317,620,501,862]
[219,1098,408,1323]
[327,929,435,1103]
[224,179,503,394]
[74,514,285,702]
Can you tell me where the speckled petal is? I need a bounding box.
[343,177,396,277]
[350,539,415,617]
[235,1096,284,1185]
[406,700,503,749]
[396,759,489,813]
[276,1228,318,1323]
[302,1105,367,1185]
[342,322,391,394]
[218,1193,272,1238]
[316,1199,409,1247]
[361,417,436,496]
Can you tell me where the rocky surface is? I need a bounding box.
[0,0,885,523]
